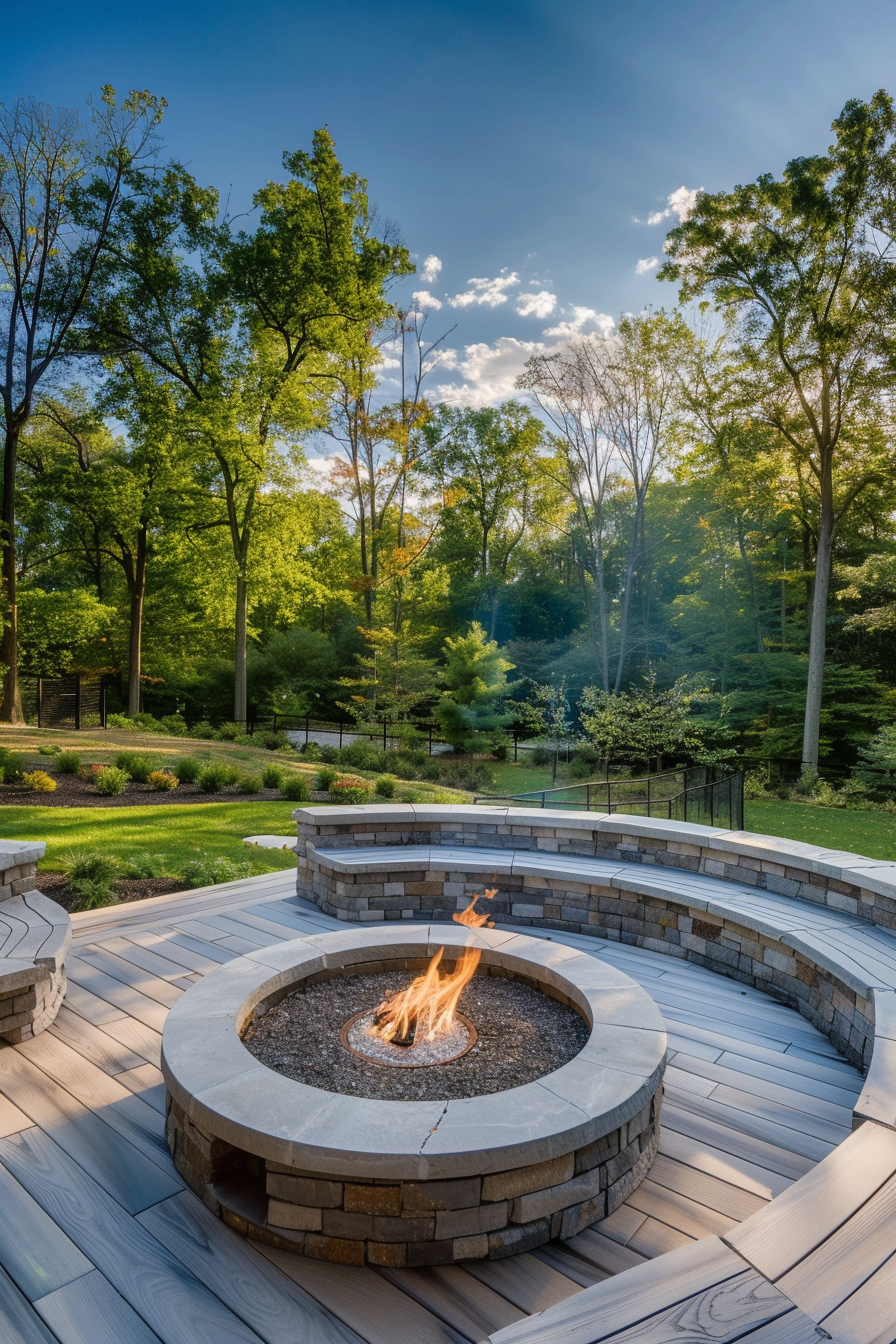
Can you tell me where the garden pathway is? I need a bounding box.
[0,871,862,1344]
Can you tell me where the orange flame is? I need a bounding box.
[453,888,497,928]
[370,944,481,1045]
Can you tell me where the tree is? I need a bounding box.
[0,87,165,719]
[427,402,557,638]
[660,91,896,775]
[519,339,621,690]
[436,622,514,753]
[578,675,729,769]
[90,128,410,719]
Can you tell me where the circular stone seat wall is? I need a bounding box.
[162,926,666,1267]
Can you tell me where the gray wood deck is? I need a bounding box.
[0,872,862,1344]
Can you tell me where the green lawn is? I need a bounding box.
[0,801,302,874]
[488,761,557,796]
[746,799,896,860]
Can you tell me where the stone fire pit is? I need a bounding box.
[162,925,666,1266]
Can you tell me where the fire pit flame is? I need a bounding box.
[453,888,497,929]
[370,944,481,1047]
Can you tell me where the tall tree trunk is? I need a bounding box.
[735,521,764,655]
[594,539,610,692]
[614,494,643,693]
[801,481,835,776]
[126,528,148,717]
[0,426,23,723]
[234,572,248,723]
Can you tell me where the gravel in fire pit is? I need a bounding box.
[242,970,590,1100]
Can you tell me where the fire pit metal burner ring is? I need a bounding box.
[338,1008,478,1066]
[162,924,666,1266]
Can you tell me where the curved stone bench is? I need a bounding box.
[0,841,71,1044]
[292,804,896,1343]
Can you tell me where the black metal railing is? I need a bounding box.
[475,765,745,831]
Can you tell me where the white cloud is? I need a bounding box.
[515,290,557,319]
[542,306,614,340]
[420,254,442,285]
[636,257,660,275]
[644,184,701,226]
[411,289,443,310]
[432,336,546,408]
[449,270,519,308]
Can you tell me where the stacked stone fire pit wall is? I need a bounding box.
[161,926,666,1267]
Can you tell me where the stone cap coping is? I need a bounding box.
[0,840,46,870]
[161,924,666,1182]
[291,804,896,906]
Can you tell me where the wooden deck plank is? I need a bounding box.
[59,981,127,1027]
[376,1265,527,1340]
[256,1245,469,1344]
[486,1237,746,1344]
[645,1153,767,1221]
[74,947,184,1008]
[15,1032,174,1168]
[34,1270,163,1344]
[625,1216,693,1258]
[0,1262,60,1344]
[661,1082,840,1160]
[624,1177,739,1239]
[462,1253,582,1314]
[64,961,169,1032]
[115,1063,167,1113]
[120,931,225,974]
[93,937,207,984]
[0,1152,93,1301]
[47,1006,147,1076]
[90,1015,163,1068]
[0,1128,270,1344]
[658,1123,793,1200]
[0,1048,180,1214]
[137,1192,365,1344]
[672,1050,859,1115]
[593,1272,798,1344]
[660,1099,815,1181]
[0,1089,32,1138]
[531,1245,610,1288]
[819,1245,896,1343]
[561,1229,647,1277]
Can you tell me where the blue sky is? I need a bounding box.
[6,0,896,403]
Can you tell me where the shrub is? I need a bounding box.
[281,774,310,802]
[529,744,554,767]
[261,764,284,789]
[158,714,189,737]
[490,732,512,761]
[314,765,339,792]
[318,744,338,764]
[0,749,25,782]
[92,766,130,796]
[22,770,57,792]
[131,712,161,730]
[237,773,263,794]
[435,760,495,792]
[338,741,386,771]
[374,774,396,798]
[214,721,244,741]
[115,752,155,783]
[299,741,322,761]
[187,720,216,740]
[56,751,81,775]
[122,853,169,879]
[38,743,61,756]
[257,729,289,751]
[70,880,117,911]
[178,858,252,889]
[331,775,369,805]
[173,756,201,783]
[107,713,139,730]
[196,762,239,793]
[421,760,442,782]
[64,851,120,886]
[147,769,179,791]
[397,786,425,803]
[853,723,896,797]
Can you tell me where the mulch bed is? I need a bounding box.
[36,871,184,912]
[243,969,589,1101]
[0,774,289,808]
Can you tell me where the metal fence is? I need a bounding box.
[475,764,745,831]
[22,675,107,730]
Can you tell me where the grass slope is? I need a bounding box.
[0,801,301,874]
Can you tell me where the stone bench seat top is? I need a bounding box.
[0,890,71,971]
[312,844,896,997]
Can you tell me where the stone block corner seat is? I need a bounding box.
[0,840,71,1044]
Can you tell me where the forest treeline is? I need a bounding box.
[5,88,896,775]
